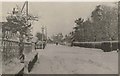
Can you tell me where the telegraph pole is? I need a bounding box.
[45,26,47,44]
[26,1,28,16]
[41,26,44,49]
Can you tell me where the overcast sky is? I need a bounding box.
[1,2,116,37]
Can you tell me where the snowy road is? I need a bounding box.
[30,44,118,74]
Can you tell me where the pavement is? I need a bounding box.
[28,44,118,74]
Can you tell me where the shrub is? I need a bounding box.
[101,41,111,52]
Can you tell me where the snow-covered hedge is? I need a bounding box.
[73,41,118,52]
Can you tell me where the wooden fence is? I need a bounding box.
[2,39,32,63]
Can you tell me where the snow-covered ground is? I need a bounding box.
[30,44,118,74]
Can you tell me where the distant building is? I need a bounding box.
[32,37,38,43]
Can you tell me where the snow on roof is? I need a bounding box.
[32,37,38,42]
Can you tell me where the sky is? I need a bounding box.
[1,2,116,37]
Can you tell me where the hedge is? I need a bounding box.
[73,41,118,52]
[101,41,111,52]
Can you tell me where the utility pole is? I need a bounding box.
[45,26,47,43]
[41,26,44,49]
[26,1,28,16]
